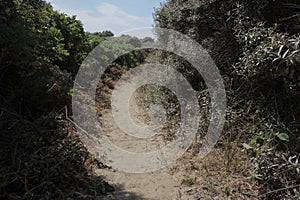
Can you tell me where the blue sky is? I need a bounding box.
[46,0,165,35]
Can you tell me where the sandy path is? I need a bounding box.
[98,169,178,200]
[94,67,258,200]
[96,90,182,199]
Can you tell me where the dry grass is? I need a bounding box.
[0,99,114,199]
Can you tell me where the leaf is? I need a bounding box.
[278,45,284,56]
[288,50,300,58]
[275,133,289,142]
[282,49,289,58]
[242,143,253,150]
[250,135,265,145]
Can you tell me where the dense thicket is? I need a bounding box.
[154,0,300,198]
[0,0,117,199]
[0,0,103,118]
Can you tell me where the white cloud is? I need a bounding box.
[51,2,153,34]
[96,3,119,16]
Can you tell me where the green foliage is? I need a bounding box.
[230,2,300,195]
[229,3,300,84]
[0,0,103,117]
[224,185,231,197]
[93,30,114,38]
[49,12,92,73]
[0,0,116,198]
[154,0,240,73]
[242,131,289,157]
[155,0,300,197]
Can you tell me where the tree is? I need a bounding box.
[94,30,114,38]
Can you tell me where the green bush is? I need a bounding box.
[154,0,300,197]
